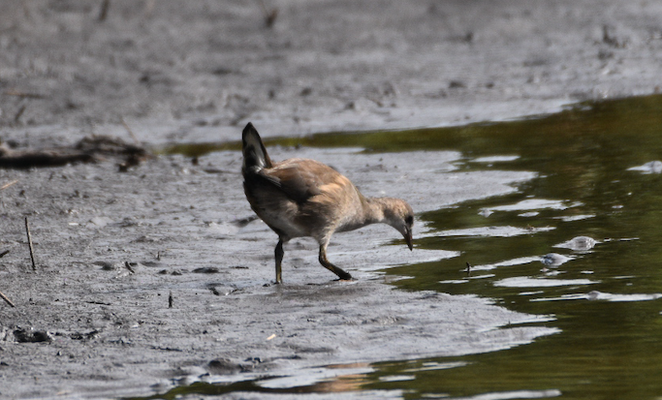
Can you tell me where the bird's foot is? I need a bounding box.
[334,273,355,282]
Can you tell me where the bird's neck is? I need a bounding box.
[335,195,387,233]
[334,195,402,235]
[362,197,390,225]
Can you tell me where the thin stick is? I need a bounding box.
[0,290,15,307]
[0,250,9,258]
[256,0,278,27]
[25,217,36,271]
[120,117,140,145]
[14,105,27,123]
[3,90,44,99]
[124,261,135,274]
[98,0,110,22]
[0,180,19,190]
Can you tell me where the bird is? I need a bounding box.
[241,122,414,283]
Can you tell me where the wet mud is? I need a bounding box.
[1,147,551,398]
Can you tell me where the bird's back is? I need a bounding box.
[244,157,366,242]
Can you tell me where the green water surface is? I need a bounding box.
[153,94,662,399]
[367,95,662,400]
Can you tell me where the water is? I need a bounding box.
[375,94,662,399]
[150,94,662,399]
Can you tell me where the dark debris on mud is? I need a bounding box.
[0,135,150,171]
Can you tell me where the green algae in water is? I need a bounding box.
[153,94,662,399]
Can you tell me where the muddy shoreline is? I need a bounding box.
[2,1,662,398]
[1,146,550,398]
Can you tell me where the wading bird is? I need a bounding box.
[241,122,414,283]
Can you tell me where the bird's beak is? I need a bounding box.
[404,228,413,251]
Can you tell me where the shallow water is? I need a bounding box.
[373,94,662,399]
[153,94,662,399]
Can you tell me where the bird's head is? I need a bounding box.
[382,198,414,250]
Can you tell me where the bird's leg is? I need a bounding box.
[318,245,353,281]
[275,239,284,284]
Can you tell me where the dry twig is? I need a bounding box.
[0,290,15,307]
[3,90,45,99]
[257,0,278,27]
[120,117,141,145]
[98,0,110,22]
[25,217,37,271]
[1,180,18,190]
[14,105,27,123]
[124,261,135,274]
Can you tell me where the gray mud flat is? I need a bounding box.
[1,148,554,398]
[2,1,661,143]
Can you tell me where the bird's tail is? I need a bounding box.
[242,122,273,173]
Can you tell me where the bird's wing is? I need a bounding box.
[258,159,340,204]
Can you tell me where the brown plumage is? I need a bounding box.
[241,122,414,283]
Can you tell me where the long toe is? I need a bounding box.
[337,272,354,281]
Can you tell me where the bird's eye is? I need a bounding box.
[405,215,414,225]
